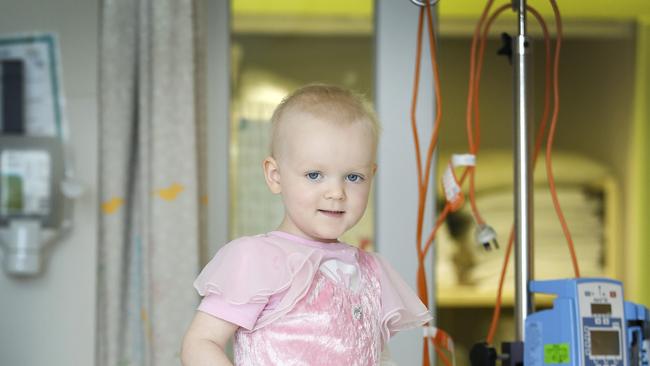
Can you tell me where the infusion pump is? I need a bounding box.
[525,278,649,366]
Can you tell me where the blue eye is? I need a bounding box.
[306,172,322,181]
[346,174,363,183]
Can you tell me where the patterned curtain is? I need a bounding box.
[97,0,202,365]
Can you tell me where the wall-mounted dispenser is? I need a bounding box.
[0,135,81,276]
[0,34,81,277]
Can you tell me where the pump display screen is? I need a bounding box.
[590,329,620,356]
[591,303,612,315]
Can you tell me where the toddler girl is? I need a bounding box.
[182,84,431,365]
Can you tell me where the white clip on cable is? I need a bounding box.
[451,153,476,167]
[423,325,438,338]
[442,153,475,211]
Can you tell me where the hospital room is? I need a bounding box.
[1,0,649,365]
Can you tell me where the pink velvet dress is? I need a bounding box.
[194,231,431,366]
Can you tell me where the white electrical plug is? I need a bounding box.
[475,223,499,250]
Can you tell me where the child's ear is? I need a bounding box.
[371,163,377,176]
[263,156,282,194]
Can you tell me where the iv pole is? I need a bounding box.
[513,0,534,341]
[468,3,535,363]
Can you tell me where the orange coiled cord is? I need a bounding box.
[410,1,445,365]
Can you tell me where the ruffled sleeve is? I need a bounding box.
[370,252,433,344]
[193,236,295,329]
[193,234,325,331]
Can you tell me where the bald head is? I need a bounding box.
[269,84,380,161]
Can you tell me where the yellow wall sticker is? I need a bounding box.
[156,183,185,201]
[102,197,124,214]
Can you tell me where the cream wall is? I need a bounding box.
[0,1,99,365]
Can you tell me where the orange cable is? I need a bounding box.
[475,4,522,345]
[410,0,580,355]
[420,0,444,211]
[422,0,498,261]
[468,4,511,227]
[466,0,496,154]
[485,4,574,344]
[423,2,448,364]
[485,4,553,345]
[417,1,446,266]
[486,228,516,344]
[464,0,497,226]
[431,338,453,366]
[409,0,580,348]
[410,1,451,365]
[412,2,441,310]
[422,0,498,256]
[421,0,500,275]
[411,5,426,259]
[545,0,581,278]
[410,5,431,366]
[410,16,431,365]
[533,8,553,168]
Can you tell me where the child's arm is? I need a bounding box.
[181,311,239,366]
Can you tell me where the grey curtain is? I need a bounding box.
[97,0,202,365]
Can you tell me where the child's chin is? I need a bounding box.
[312,231,342,242]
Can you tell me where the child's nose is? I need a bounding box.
[325,182,345,200]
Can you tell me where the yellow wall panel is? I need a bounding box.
[440,0,650,19]
[634,16,650,306]
[233,0,372,17]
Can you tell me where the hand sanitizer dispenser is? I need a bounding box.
[0,135,81,276]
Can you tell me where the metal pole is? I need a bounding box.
[513,0,534,341]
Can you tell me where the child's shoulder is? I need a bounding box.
[221,234,263,249]
[219,233,289,259]
[223,233,277,249]
[194,233,295,301]
[358,250,390,273]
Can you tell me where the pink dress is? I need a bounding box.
[194,231,431,366]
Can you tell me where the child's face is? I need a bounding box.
[264,114,376,242]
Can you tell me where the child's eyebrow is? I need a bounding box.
[292,159,373,172]
[347,163,374,170]
[343,167,373,176]
[348,166,372,172]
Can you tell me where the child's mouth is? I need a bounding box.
[318,209,345,217]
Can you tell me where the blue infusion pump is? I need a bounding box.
[524,278,649,366]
